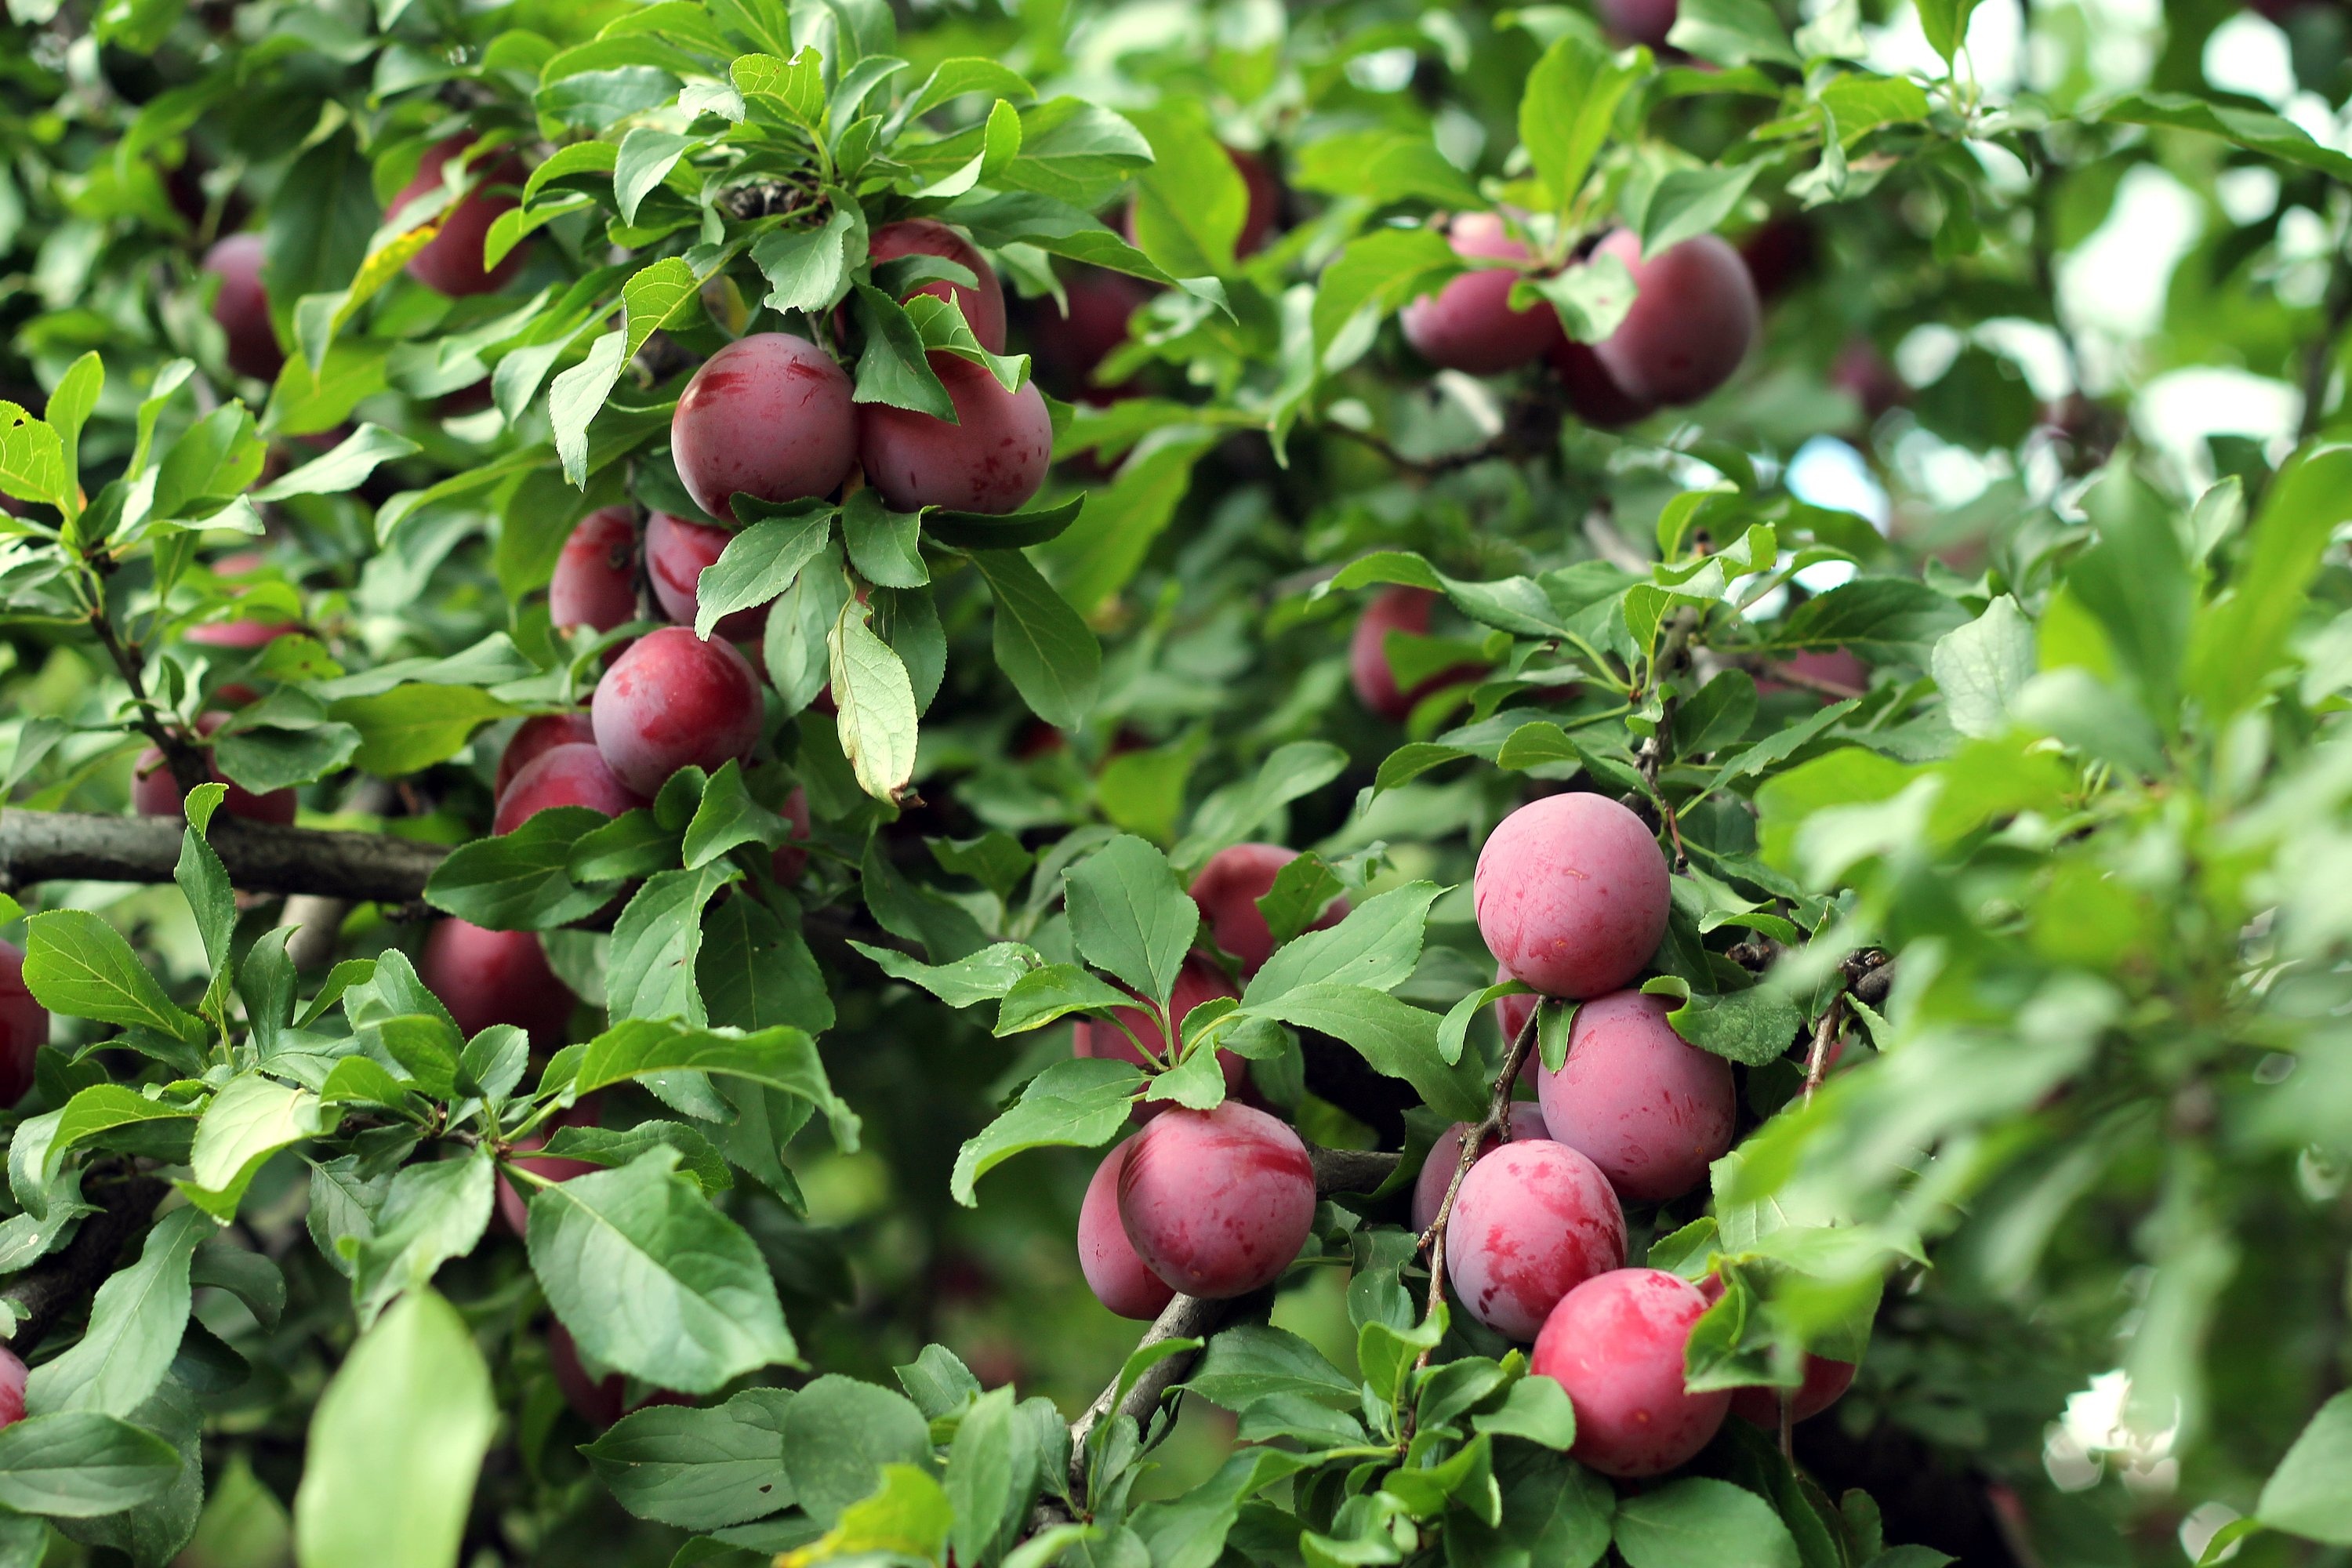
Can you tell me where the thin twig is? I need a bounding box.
[85,608,206,798]
[1411,1004,1541,1385]
[1802,994,1845,1103]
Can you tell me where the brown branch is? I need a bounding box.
[0,811,448,902]
[2,1172,166,1354]
[1321,386,1563,479]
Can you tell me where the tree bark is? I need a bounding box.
[0,811,448,903]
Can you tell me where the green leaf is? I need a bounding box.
[1311,228,1464,375]
[0,403,67,510]
[181,1073,331,1218]
[851,285,955,419]
[1244,882,1440,1005]
[606,864,742,1024]
[965,546,1100,730]
[850,942,1043,1008]
[994,964,1145,1037]
[44,353,100,510]
[1243,984,1486,1122]
[528,1148,797,1393]
[613,127,697,226]
[699,897,836,1036]
[1930,594,2034,739]
[543,1120,734,1195]
[576,1017,857,1149]
[681,761,789,869]
[1065,834,1198,1004]
[840,490,930,589]
[550,329,630,487]
[1182,1325,1358,1411]
[1124,102,1249,278]
[753,207,863,315]
[1669,0,1803,67]
[424,806,618,931]
[1773,578,1966,660]
[830,602,920,803]
[1130,1449,1312,1568]
[1613,1477,1800,1568]
[1639,977,1802,1066]
[694,504,835,637]
[1637,164,1763,257]
[326,683,517,776]
[24,1207,212,1419]
[21,910,205,1045]
[2096,91,2352,184]
[251,423,419,502]
[920,494,1083,551]
[0,1412,181,1518]
[779,1377,933,1528]
[2259,1389,2352,1544]
[1178,741,1350,866]
[2190,444,2352,721]
[949,1058,1142,1205]
[1521,36,1646,212]
[1446,1445,1613,1568]
[350,1149,496,1327]
[292,1289,496,1568]
[582,1391,792,1531]
[1290,130,1483,209]
[1472,1374,1580,1448]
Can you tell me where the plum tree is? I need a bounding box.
[1073,955,1243,1105]
[671,334,857,521]
[548,506,641,634]
[1410,1102,1550,1232]
[418,919,576,1052]
[867,220,1006,352]
[1349,587,1486,722]
[1587,230,1760,408]
[1117,1101,1316,1298]
[201,233,280,382]
[132,713,297,826]
[1474,793,1670,998]
[856,354,1052,514]
[492,742,645,836]
[1533,1269,1729,1477]
[590,628,765,797]
[1078,1137,1177,1320]
[494,711,599,800]
[0,942,47,1109]
[645,510,762,640]
[1399,213,1563,375]
[1597,0,1679,44]
[391,136,524,297]
[771,786,812,884]
[1189,843,1348,976]
[1535,989,1734,1203]
[1443,1139,1627,1340]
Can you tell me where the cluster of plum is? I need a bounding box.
[1074,793,1850,1479]
[205,136,1051,515]
[1402,214,1762,427]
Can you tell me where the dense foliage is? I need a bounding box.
[2,0,2352,1564]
